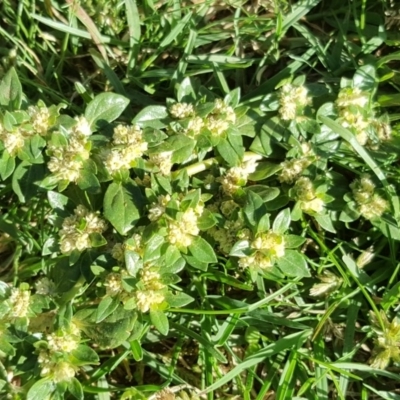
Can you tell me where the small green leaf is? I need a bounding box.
[130,339,143,361]
[244,190,268,229]
[103,180,143,235]
[85,92,130,130]
[273,208,291,234]
[188,236,217,264]
[230,240,251,257]
[277,250,310,278]
[96,296,120,323]
[0,150,15,180]
[150,309,169,335]
[132,105,169,129]
[0,67,22,110]
[27,378,55,400]
[70,344,100,365]
[12,162,45,203]
[68,378,84,400]
[165,292,194,308]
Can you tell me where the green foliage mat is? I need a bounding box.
[0,1,400,399]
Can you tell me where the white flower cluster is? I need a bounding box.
[38,354,76,383]
[136,269,166,313]
[218,158,258,195]
[35,277,56,296]
[104,272,124,297]
[169,102,194,119]
[293,177,324,214]
[167,208,201,248]
[148,194,171,221]
[59,205,107,254]
[279,83,311,121]
[210,219,250,255]
[8,287,30,319]
[350,174,388,220]
[37,324,80,383]
[28,105,51,136]
[103,124,148,175]
[238,231,285,270]
[309,270,342,297]
[336,87,391,147]
[279,157,312,184]
[47,116,91,183]
[206,99,236,137]
[150,151,173,175]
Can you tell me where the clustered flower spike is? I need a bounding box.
[206,99,236,137]
[218,158,258,195]
[350,174,388,219]
[135,269,166,312]
[309,270,343,297]
[59,205,107,254]
[279,83,311,121]
[103,124,148,175]
[37,324,81,383]
[238,231,285,270]
[0,104,54,156]
[293,177,325,214]
[336,87,391,147]
[47,116,91,183]
[369,311,400,369]
[167,208,201,248]
[8,287,30,319]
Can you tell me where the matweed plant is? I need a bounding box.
[0,64,400,399]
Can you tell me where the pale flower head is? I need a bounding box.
[310,270,342,297]
[279,84,311,121]
[35,278,56,296]
[336,87,369,109]
[169,102,194,119]
[104,272,124,297]
[28,105,51,135]
[1,129,25,156]
[150,151,173,175]
[73,116,91,137]
[8,288,30,318]
[136,290,165,313]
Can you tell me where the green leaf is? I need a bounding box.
[68,378,84,400]
[277,250,310,278]
[47,191,71,213]
[272,208,291,234]
[168,135,196,164]
[125,250,143,277]
[132,105,169,129]
[188,236,217,264]
[143,234,165,263]
[314,214,336,233]
[96,296,120,323]
[165,292,194,307]
[11,162,45,203]
[130,339,143,361]
[85,93,129,130]
[217,138,241,167]
[284,235,306,248]
[18,135,46,164]
[0,67,22,110]
[0,338,15,356]
[70,344,100,365]
[183,254,208,271]
[244,190,268,229]
[150,309,169,335]
[103,180,143,235]
[230,240,251,257]
[353,65,376,92]
[0,150,15,180]
[27,378,55,400]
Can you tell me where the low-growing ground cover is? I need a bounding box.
[1,0,400,399]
